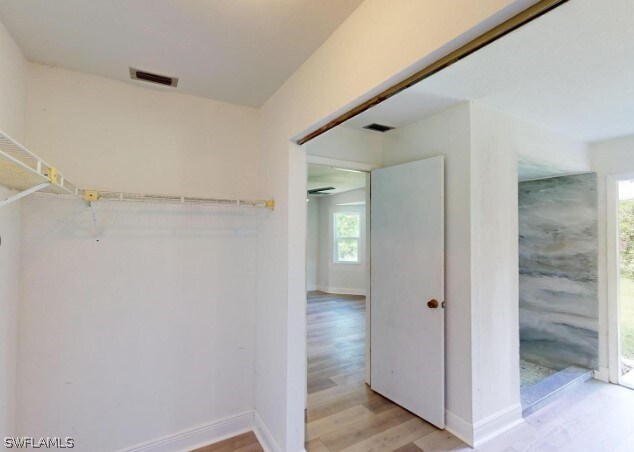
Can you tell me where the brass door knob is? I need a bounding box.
[427,299,439,309]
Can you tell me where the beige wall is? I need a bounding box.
[17,63,262,450]
[25,63,260,199]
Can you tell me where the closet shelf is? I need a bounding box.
[0,130,80,207]
[0,130,274,209]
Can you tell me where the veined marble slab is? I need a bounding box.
[519,173,599,370]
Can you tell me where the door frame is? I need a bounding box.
[306,155,377,387]
[607,172,634,388]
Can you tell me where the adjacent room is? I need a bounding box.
[297,0,634,449]
[2,1,634,452]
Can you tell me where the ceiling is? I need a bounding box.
[344,84,463,131]
[307,165,365,195]
[345,0,634,144]
[0,0,363,107]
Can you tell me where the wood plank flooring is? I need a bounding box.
[305,291,466,451]
[194,291,634,451]
[192,431,263,452]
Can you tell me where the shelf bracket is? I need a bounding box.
[0,182,51,208]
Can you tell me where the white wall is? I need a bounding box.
[518,128,591,181]
[592,135,634,173]
[354,101,589,445]
[304,126,375,296]
[306,197,319,291]
[18,64,262,451]
[257,2,540,448]
[381,103,474,434]
[468,103,592,443]
[591,136,634,381]
[317,189,366,295]
[0,20,27,441]
[18,197,258,452]
[304,126,382,167]
[0,187,21,441]
[469,104,521,439]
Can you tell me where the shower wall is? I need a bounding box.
[519,173,599,370]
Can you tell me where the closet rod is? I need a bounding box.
[82,190,275,209]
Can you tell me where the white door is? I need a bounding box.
[371,156,445,428]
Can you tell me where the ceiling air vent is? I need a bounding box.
[363,123,395,132]
[129,68,178,87]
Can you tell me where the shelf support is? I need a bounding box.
[0,182,51,208]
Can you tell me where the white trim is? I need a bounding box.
[606,172,634,386]
[445,410,474,447]
[472,404,523,447]
[306,155,377,172]
[316,285,366,296]
[607,174,621,384]
[120,411,254,452]
[254,411,283,452]
[594,366,610,383]
[365,171,372,386]
[445,406,524,448]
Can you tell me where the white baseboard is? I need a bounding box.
[445,410,474,447]
[594,366,610,383]
[121,411,254,452]
[254,411,282,452]
[472,403,523,447]
[446,404,523,449]
[316,285,366,296]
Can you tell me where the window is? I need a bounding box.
[333,212,361,263]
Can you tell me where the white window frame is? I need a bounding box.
[608,173,634,388]
[333,211,361,264]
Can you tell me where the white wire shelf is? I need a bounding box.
[0,131,79,199]
[0,129,274,209]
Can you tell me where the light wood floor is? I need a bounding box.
[192,431,263,452]
[305,291,466,451]
[305,291,634,452]
[195,292,634,451]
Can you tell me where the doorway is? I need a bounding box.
[305,161,378,449]
[617,179,634,388]
[304,154,450,450]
